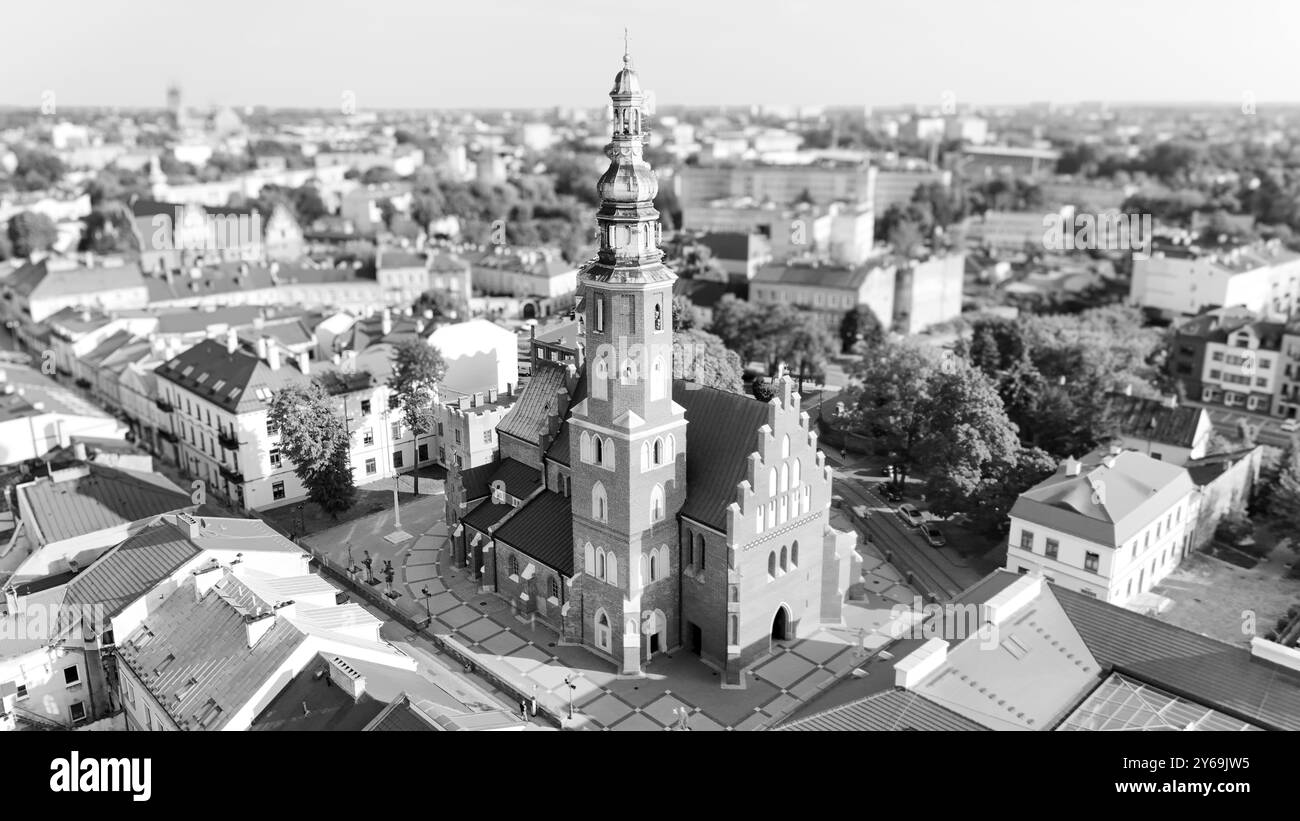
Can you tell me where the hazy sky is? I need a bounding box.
[5,0,1299,110]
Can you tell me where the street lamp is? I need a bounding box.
[382,408,402,531]
[562,675,576,720]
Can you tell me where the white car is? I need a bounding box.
[1281,419,1300,433]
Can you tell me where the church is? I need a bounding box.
[445,50,861,687]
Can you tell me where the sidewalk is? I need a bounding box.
[301,494,917,730]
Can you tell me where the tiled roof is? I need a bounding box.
[493,491,574,576]
[697,231,755,261]
[752,262,881,290]
[1106,393,1205,449]
[674,380,770,531]
[144,261,362,303]
[1184,448,1259,487]
[1053,583,1300,731]
[155,338,306,414]
[461,501,515,534]
[491,458,542,500]
[497,360,567,446]
[118,573,307,730]
[364,695,438,731]
[81,330,139,368]
[1008,450,1195,547]
[61,520,201,618]
[18,464,190,545]
[154,305,264,334]
[5,259,146,300]
[378,250,426,269]
[0,364,110,423]
[673,277,741,308]
[457,462,497,503]
[777,689,986,732]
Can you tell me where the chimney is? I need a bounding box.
[256,335,269,360]
[175,512,202,540]
[273,599,296,620]
[266,343,281,371]
[326,656,367,701]
[982,574,1042,628]
[488,388,498,403]
[1165,394,1178,409]
[245,612,275,648]
[192,562,222,601]
[226,327,238,354]
[381,308,392,336]
[72,442,88,462]
[1063,457,1082,476]
[894,637,948,689]
[297,351,310,375]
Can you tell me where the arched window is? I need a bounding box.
[594,437,604,465]
[659,545,670,576]
[768,467,777,494]
[791,540,799,567]
[595,610,611,652]
[593,357,609,400]
[791,458,801,487]
[654,302,663,331]
[650,357,665,400]
[781,434,790,458]
[650,484,665,522]
[756,511,764,534]
[666,434,675,461]
[641,441,651,471]
[584,542,595,576]
[696,533,706,570]
[653,437,663,465]
[779,546,788,572]
[768,551,776,579]
[592,482,607,523]
[779,495,788,524]
[509,554,519,577]
[596,548,606,580]
[580,431,591,463]
[603,437,615,469]
[607,555,618,585]
[648,551,658,581]
[800,484,810,514]
[780,464,789,491]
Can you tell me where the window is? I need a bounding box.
[482,430,493,444]
[697,534,706,570]
[549,577,559,600]
[653,438,663,465]
[1084,551,1100,572]
[651,356,664,400]
[768,551,777,579]
[391,421,401,439]
[267,419,279,437]
[792,458,801,487]
[418,444,429,461]
[269,448,282,469]
[363,428,374,446]
[781,434,790,458]
[393,450,404,468]
[388,395,400,410]
[1045,539,1059,559]
[508,555,519,578]
[365,458,377,475]
[595,611,611,652]
[1019,530,1034,551]
[780,546,788,572]
[361,399,371,415]
[790,540,798,567]
[654,300,663,331]
[454,429,462,445]
[650,484,665,522]
[63,666,80,687]
[272,481,286,500]
[648,551,658,581]
[594,295,605,332]
[594,436,604,465]
[15,683,27,701]
[593,357,609,400]
[70,702,86,723]
[592,482,608,522]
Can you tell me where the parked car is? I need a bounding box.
[851,504,871,520]
[898,504,924,527]
[831,495,846,509]
[1281,418,1300,433]
[883,484,904,503]
[920,523,946,547]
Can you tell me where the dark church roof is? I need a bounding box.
[497,360,567,445]
[674,380,770,531]
[493,491,574,576]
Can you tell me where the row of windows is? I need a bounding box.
[756,486,811,534]
[1018,530,1099,572]
[588,481,666,524]
[588,355,670,402]
[579,432,616,469]
[640,435,676,471]
[590,293,666,335]
[685,532,706,571]
[584,542,619,585]
[766,542,799,579]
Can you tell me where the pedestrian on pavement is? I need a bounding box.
[529,697,538,717]
[520,699,528,719]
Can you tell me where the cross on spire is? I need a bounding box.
[623,27,631,66]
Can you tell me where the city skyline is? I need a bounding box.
[5,0,1300,111]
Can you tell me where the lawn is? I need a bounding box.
[1150,523,1300,647]
[259,486,428,537]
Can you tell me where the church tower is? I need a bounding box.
[563,44,686,675]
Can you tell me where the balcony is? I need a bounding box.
[219,465,245,484]
[157,428,178,444]
[217,430,241,451]
[155,397,175,413]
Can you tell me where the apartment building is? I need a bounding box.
[1198,320,1284,414]
[1005,449,1198,607]
[1276,322,1300,420]
[679,161,875,208]
[1130,240,1300,319]
[0,259,149,323]
[751,260,897,332]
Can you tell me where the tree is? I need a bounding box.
[843,342,937,487]
[268,382,356,519]
[388,339,447,493]
[673,328,744,393]
[839,305,884,354]
[752,377,777,402]
[708,296,836,381]
[671,295,700,331]
[7,212,58,258]
[80,200,139,255]
[413,289,466,324]
[1214,508,1254,547]
[1268,441,1300,539]
[887,219,924,257]
[9,148,65,191]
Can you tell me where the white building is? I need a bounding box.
[1005,449,1197,607]
[0,365,128,465]
[1130,241,1300,319]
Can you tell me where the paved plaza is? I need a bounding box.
[304,493,918,730]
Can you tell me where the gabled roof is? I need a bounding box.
[1106,392,1206,449]
[493,491,574,576]
[364,694,438,731]
[778,689,986,732]
[250,654,386,731]
[155,338,306,414]
[491,458,542,500]
[1184,447,1260,487]
[461,501,515,534]
[117,573,307,731]
[674,380,770,531]
[457,462,496,503]
[497,360,567,446]
[752,262,883,290]
[60,520,201,618]
[18,463,190,545]
[5,259,146,300]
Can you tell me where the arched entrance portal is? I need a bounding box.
[522,301,538,320]
[771,605,791,643]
